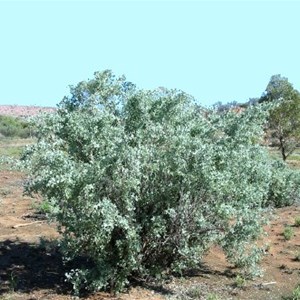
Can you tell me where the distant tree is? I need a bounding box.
[247,98,260,106]
[260,75,300,161]
[213,100,241,113]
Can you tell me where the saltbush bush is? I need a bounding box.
[21,70,300,294]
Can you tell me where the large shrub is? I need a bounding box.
[22,70,291,294]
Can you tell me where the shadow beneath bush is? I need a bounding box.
[0,239,236,297]
[0,239,71,295]
[183,264,236,278]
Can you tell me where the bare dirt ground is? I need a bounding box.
[0,170,300,300]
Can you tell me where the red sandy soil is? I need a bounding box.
[0,105,56,118]
[0,169,300,300]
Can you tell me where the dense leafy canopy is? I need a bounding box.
[22,70,300,294]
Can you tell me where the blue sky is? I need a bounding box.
[0,0,299,108]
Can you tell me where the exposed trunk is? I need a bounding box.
[279,136,287,161]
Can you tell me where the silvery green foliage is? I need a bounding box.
[21,70,290,293]
[267,160,300,207]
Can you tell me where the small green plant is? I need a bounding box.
[32,199,55,216]
[207,293,219,300]
[295,217,300,227]
[282,284,300,300]
[291,285,300,300]
[185,286,202,299]
[295,252,300,262]
[9,271,18,292]
[37,200,52,214]
[283,226,294,240]
[234,275,246,288]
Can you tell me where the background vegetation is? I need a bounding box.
[0,115,34,139]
